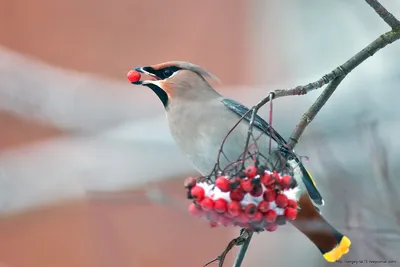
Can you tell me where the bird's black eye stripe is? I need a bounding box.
[143,66,155,73]
[142,66,181,79]
[155,66,181,79]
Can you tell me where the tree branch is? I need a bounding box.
[287,75,345,148]
[232,232,253,267]
[233,1,400,266]
[243,16,400,151]
[365,0,400,29]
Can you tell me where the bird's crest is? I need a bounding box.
[152,61,221,83]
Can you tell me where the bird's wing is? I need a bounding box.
[221,98,324,206]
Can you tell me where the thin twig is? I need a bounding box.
[232,232,253,267]
[287,76,345,148]
[242,28,400,152]
[233,1,400,266]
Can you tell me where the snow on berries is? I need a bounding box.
[184,164,300,232]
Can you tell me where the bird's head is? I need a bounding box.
[132,61,220,108]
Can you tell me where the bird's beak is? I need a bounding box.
[132,67,161,85]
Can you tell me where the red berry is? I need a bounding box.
[264,188,276,202]
[240,179,254,192]
[215,176,230,192]
[224,212,234,219]
[258,201,270,213]
[284,207,297,220]
[261,172,271,186]
[264,209,277,223]
[201,197,214,211]
[250,185,263,197]
[275,194,288,208]
[218,215,231,227]
[251,211,263,222]
[287,199,297,209]
[265,222,278,232]
[190,186,205,201]
[127,70,141,83]
[235,212,249,224]
[229,177,242,190]
[214,198,228,213]
[270,171,280,185]
[280,175,292,188]
[244,204,257,217]
[188,203,203,217]
[245,165,257,178]
[230,189,245,201]
[210,221,218,228]
[207,210,220,222]
[228,201,242,217]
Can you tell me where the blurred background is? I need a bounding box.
[0,0,400,266]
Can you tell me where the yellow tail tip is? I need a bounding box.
[323,236,352,262]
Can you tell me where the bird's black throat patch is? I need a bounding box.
[145,83,169,108]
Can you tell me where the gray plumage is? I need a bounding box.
[135,61,323,205]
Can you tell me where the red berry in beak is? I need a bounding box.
[215,176,230,192]
[190,186,205,202]
[127,70,141,83]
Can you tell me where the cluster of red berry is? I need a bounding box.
[184,165,299,232]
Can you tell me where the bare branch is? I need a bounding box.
[365,0,400,29]
[286,29,400,147]
[233,1,400,266]
[232,232,253,267]
[287,76,345,147]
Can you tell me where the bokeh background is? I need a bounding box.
[0,1,400,266]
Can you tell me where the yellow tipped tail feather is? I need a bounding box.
[323,236,352,262]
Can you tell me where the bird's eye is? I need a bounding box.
[163,69,174,78]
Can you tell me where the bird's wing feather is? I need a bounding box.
[221,98,324,206]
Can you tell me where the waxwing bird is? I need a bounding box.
[132,61,351,262]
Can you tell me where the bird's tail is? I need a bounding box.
[292,193,351,262]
